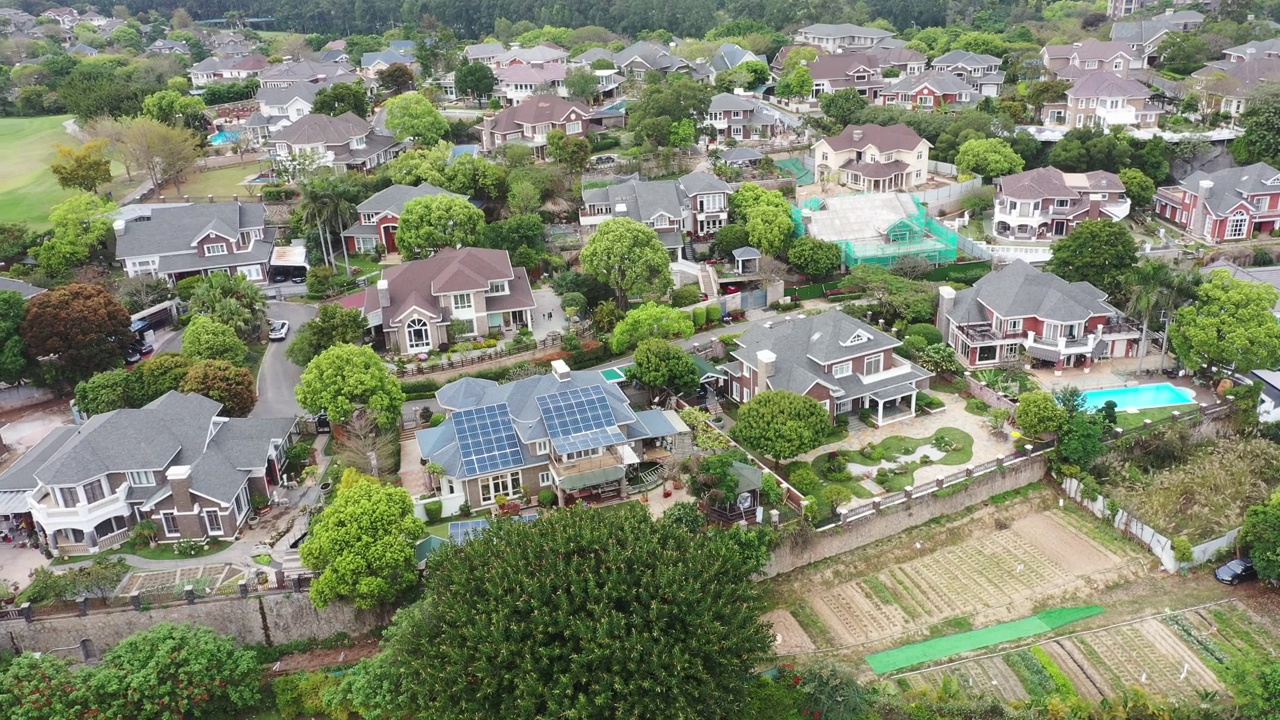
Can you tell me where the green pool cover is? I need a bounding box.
[865,606,1105,674]
[599,366,630,382]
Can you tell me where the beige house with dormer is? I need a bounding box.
[811,123,931,192]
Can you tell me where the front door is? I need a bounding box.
[382,224,399,253]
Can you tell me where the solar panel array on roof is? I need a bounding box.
[536,385,627,453]
[453,403,523,476]
[448,519,491,544]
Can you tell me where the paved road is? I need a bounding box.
[253,301,317,418]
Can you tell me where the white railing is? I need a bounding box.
[97,528,131,551]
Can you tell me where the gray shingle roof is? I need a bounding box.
[116,202,265,260]
[0,426,77,492]
[1178,162,1280,217]
[1110,12,1203,44]
[582,178,686,225]
[354,183,461,216]
[797,23,894,39]
[0,277,46,299]
[369,248,528,323]
[1067,71,1150,99]
[950,259,1116,324]
[732,312,930,400]
[997,167,1122,201]
[887,70,974,97]
[1043,39,1133,62]
[1225,38,1280,57]
[272,112,370,146]
[259,59,355,84]
[821,123,926,153]
[465,42,505,60]
[932,50,1000,68]
[615,41,687,72]
[678,171,731,197]
[362,48,414,67]
[256,79,326,108]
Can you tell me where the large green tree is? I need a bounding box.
[300,469,425,609]
[955,137,1024,179]
[82,623,261,719]
[1014,390,1067,438]
[286,304,367,366]
[787,235,841,278]
[21,283,132,388]
[745,204,795,257]
[1170,270,1280,373]
[334,505,771,719]
[0,291,30,384]
[188,272,268,341]
[1045,220,1139,297]
[818,88,868,128]
[1243,494,1280,585]
[49,139,113,194]
[297,344,406,430]
[1119,167,1156,208]
[580,217,674,306]
[179,359,257,417]
[396,194,486,259]
[730,390,830,464]
[313,81,370,118]
[140,89,208,132]
[383,92,448,145]
[0,653,88,720]
[628,338,699,395]
[182,315,247,364]
[608,301,695,353]
[453,62,497,105]
[1233,85,1280,166]
[31,192,115,276]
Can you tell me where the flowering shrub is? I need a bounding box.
[172,539,206,557]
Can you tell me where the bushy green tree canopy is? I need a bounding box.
[580,218,674,306]
[296,344,406,429]
[730,390,830,463]
[628,339,699,394]
[182,315,247,364]
[609,302,695,353]
[1171,269,1280,373]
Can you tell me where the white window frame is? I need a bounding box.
[205,243,228,256]
[565,121,582,134]
[564,447,604,462]
[1006,318,1023,334]
[452,293,473,311]
[488,280,509,295]
[161,512,181,537]
[354,236,378,252]
[918,95,933,107]
[238,265,262,281]
[361,212,376,225]
[204,509,224,535]
[539,471,553,487]
[479,471,519,505]
[126,470,155,487]
[1226,211,1249,239]
[863,354,883,376]
[832,361,852,378]
[234,485,249,521]
[535,439,549,455]
[405,318,431,353]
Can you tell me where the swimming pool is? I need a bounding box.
[208,130,242,146]
[1079,383,1196,412]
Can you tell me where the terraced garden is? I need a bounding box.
[806,512,1135,651]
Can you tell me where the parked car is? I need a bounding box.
[130,338,154,356]
[1215,558,1257,585]
[268,320,290,341]
[723,283,741,294]
[124,346,143,365]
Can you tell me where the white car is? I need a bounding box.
[268,320,289,341]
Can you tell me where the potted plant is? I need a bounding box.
[251,492,271,516]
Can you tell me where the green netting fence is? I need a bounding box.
[864,606,1105,674]
[795,195,960,269]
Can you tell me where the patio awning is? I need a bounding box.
[1092,341,1108,359]
[558,465,626,492]
[0,491,28,516]
[868,384,917,403]
[1027,345,1061,363]
[617,444,640,465]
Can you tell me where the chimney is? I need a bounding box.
[551,359,571,381]
[1165,7,1173,14]
[851,129,863,141]
[112,219,126,236]
[1248,47,1257,56]
[165,465,194,512]
[1072,42,1082,48]
[1088,198,1102,219]
[376,278,390,308]
[1190,180,1214,238]
[936,286,956,344]
[755,349,775,395]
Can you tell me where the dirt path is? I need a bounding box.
[271,638,380,673]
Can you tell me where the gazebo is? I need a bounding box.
[732,246,761,274]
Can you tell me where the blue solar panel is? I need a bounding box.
[448,519,491,544]
[453,403,524,476]
[537,385,618,434]
[551,426,627,454]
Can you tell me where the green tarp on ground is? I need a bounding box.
[865,606,1105,674]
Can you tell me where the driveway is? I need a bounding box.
[253,301,317,418]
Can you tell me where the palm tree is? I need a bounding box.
[189,272,268,341]
[298,176,356,271]
[1125,259,1174,374]
[1157,268,1203,372]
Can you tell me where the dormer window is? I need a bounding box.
[841,330,871,346]
[361,212,376,225]
[352,136,366,149]
[833,361,852,378]
[126,470,155,487]
[863,354,883,375]
[488,280,508,295]
[205,243,227,256]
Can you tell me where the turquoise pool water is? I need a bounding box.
[208,130,242,146]
[1080,383,1195,412]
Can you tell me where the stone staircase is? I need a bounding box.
[682,237,696,261]
[699,263,719,299]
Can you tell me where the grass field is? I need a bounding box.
[0,115,82,228]
[162,164,264,200]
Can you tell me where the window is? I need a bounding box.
[863,354,883,375]
[1254,196,1269,212]
[406,318,431,352]
[161,512,180,536]
[1005,319,1023,334]
[452,293,473,310]
[58,487,80,507]
[833,361,852,378]
[205,243,227,256]
[83,480,105,505]
[1085,60,1098,69]
[1113,60,1123,70]
[539,471,553,487]
[916,151,923,160]
[234,485,249,520]
[205,509,223,535]
[354,236,377,252]
[1089,97,1097,108]
[1055,198,1071,208]
[536,440,549,455]
[918,95,933,106]
[915,170,922,180]
[238,265,262,281]
[479,471,519,505]
[361,212,376,225]
[1227,211,1249,239]
[126,470,155,487]
[699,194,725,212]
[868,153,877,163]
[566,121,581,134]
[821,152,829,162]
[564,447,604,462]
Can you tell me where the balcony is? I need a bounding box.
[28,483,130,531]
[957,324,1023,345]
[550,447,626,476]
[1101,321,1143,338]
[1095,103,1138,127]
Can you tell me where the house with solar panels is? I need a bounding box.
[416,360,691,513]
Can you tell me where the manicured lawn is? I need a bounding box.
[1109,403,1200,431]
[930,376,968,395]
[51,538,229,565]
[845,427,975,467]
[0,115,83,228]
[161,163,263,200]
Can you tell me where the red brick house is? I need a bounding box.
[340,183,466,254]
[1154,163,1280,242]
[937,260,1141,373]
[719,312,932,426]
[477,95,591,160]
[879,70,974,109]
